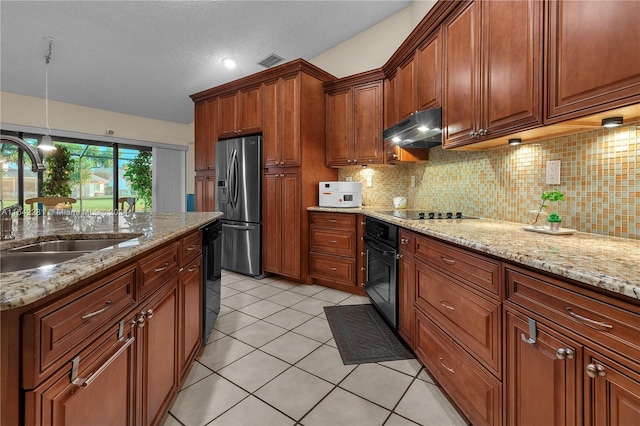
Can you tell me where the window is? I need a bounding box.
[0,133,151,213]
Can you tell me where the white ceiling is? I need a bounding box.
[1,1,411,125]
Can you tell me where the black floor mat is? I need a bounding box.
[324,304,414,365]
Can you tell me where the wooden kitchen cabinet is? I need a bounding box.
[309,212,364,294]
[416,29,442,111]
[546,0,640,122]
[137,278,179,426]
[505,265,640,426]
[505,307,582,426]
[217,85,262,139]
[194,171,216,212]
[443,0,543,148]
[398,228,415,348]
[397,56,417,121]
[263,171,301,279]
[263,74,301,167]
[325,74,384,167]
[178,255,202,379]
[25,313,137,426]
[194,98,217,171]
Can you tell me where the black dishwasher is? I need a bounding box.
[202,221,222,344]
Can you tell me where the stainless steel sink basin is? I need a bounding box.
[0,252,88,273]
[9,238,132,253]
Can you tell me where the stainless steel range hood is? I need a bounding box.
[382,108,442,149]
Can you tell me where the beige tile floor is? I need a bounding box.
[163,271,469,426]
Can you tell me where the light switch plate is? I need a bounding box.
[410,175,416,188]
[546,160,561,185]
[366,176,372,187]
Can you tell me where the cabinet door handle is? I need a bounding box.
[469,131,478,138]
[347,159,352,164]
[564,307,613,330]
[187,264,198,272]
[145,309,154,320]
[353,159,358,163]
[361,267,366,272]
[439,300,455,311]
[154,262,170,273]
[521,317,537,345]
[327,240,338,243]
[81,300,113,320]
[186,244,198,251]
[327,267,337,271]
[556,348,574,360]
[478,129,487,136]
[586,363,607,378]
[70,335,135,387]
[327,219,337,223]
[440,255,456,265]
[438,357,455,374]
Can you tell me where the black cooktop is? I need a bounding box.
[377,210,477,220]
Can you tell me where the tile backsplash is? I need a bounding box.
[339,121,638,240]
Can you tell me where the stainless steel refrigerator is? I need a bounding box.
[215,135,262,277]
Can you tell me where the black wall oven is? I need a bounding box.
[364,217,398,329]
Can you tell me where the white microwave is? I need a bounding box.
[319,182,362,208]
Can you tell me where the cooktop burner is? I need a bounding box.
[377,210,478,220]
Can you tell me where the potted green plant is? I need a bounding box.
[42,144,74,197]
[123,151,152,212]
[547,211,562,231]
[527,188,565,228]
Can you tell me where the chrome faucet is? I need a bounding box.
[0,135,46,172]
[1,203,22,240]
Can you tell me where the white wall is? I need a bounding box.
[1,91,192,147]
[310,0,436,77]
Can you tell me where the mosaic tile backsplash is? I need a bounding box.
[339,121,639,240]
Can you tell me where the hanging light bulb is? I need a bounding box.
[38,37,56,152]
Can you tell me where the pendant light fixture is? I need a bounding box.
[38,37,57,151]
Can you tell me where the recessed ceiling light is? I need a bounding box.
[601,116,623,128]
[222,58,236,69]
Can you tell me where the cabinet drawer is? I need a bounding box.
[415,262,501,377]
[180,230,202,265]
[25,313,137,426]
[506,267,640,363]
[22,268,136,389]
[399,228,414,255]
[139,242,179,298]
[415,310,502,426]
[310,252,355,285]
[310,212,356,229]
[415,235,501,298]
[310,227,356,256]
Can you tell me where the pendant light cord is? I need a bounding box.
[45,63,50,136]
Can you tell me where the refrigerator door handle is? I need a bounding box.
[231,148,241,211]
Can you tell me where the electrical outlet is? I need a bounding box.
[345,176,352,182]
[410,175,416,188]
[366,176,372,187]
[546,160,561,185]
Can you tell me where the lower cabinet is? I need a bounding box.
[9,230,206,426]
[25,313,137,426]
[308,212,365,295]
[505,307,582,425]
[179,255,203,377]
[137,279,179,426]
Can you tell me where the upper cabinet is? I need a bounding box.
[397,56,417,121]
[194,98,217,171]
[217,85,262,139]
[443,0,543,148]
[325,71,384,167]
[546,0,640,122]
[416,29,442,111]
[263,73,301,167]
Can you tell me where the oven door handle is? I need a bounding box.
[364,236,396,256]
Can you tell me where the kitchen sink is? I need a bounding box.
[8,238,133,253]
[0,251,88,273]
[1,236,141,273]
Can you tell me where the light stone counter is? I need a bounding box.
[0,212,222,310]
[309,206,640,301]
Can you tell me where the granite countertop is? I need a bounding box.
[0,212,222,310]
[309,206,640,301]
